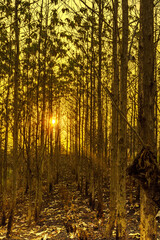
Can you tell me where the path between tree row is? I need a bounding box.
[1,154,160,240]
[0,179,146,240]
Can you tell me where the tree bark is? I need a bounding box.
[7,0,19,236]
[139,0,157,239]
[106,0,119,238]
[89,1,95,210]
[35,0,43,222]
[97,0,103,219]
[116,0,128,238]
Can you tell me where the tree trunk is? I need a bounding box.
[55,99,61,184]
[7,0,19,236]
[139,0,157,239]
[35,0,43,222]
[0,117,2,195]
[106,0,119,238]
[117,0,128,238]
[48,74,54,192]
[89,1,95,210]
[75,83,79,182]
[97,0,103,219]
[2,61,10,226]
[78,76,82,192]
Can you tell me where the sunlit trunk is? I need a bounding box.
[35,0,43,222]
[89,1,96,210]
[75,83,79,182]
[55,98,61,184]
[97,0,103,219]
[78,75,82,191]
[48,74,54,192]
[106,0,119,238]
[117,0,128,238]
[26,1,32,223]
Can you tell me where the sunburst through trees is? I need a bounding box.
[0,0,160,239]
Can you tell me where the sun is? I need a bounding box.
[50,117,56,126]
[51,118,56,125]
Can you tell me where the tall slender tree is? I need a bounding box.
[2,18,12,226]
[35,0,43,221]
[7,0,20,236]
[106,0,119,238]
[139,0,157,239]
[89,2,96,210]
[97,0,104,218]
[117,0,128,238]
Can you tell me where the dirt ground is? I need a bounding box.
[0,156,160,240]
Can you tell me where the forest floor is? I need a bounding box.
[0,155,160,240]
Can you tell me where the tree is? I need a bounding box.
[97,0,104,218]
[35,0,43,222]
[89,1,96,210]
[138,0,157,239]
[106,0,119,238]
[1,14,13,226]
[116,0,128,238]
[7,0,20,236]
